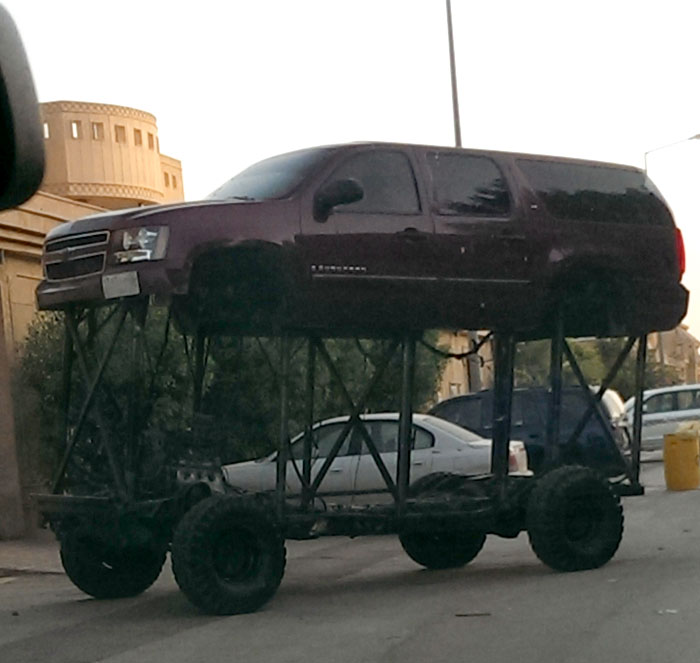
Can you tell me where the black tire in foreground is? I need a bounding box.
[527,465,623,572]
[60,530,166,599]
[171,495,286,615]
[399,472,486,569]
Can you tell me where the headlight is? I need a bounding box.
[112,226,169,264]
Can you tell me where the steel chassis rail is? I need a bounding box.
[34,297,646,537]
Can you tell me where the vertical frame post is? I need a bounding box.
[125,299,147,500]
[192,327,206,414]
[276,335,291,519]
[397,335,416,515]
[546,313,564,467]
[61,313,74,455]
[631,335,647,484]
[302,337,316,509]
[491,333,516,480]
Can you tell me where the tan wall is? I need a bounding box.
[435,331,494,402]
[0,192,104,356]
[41,101,184,209]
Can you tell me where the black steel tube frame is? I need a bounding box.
[276,335,291,518]
[302,338,316,509]
[631,336,647,484]
[310,338,399,500]
[562,338,639,486]
[396,336,417,515]
[58,307,130,501]
[545,313,564,467]
[491,333,516,481]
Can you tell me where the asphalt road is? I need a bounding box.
[2,462,700,663]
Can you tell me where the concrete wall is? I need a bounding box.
[0,192,104,356]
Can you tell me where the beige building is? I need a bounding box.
[0,100,184,357]
[40,101,184,209]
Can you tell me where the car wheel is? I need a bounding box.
[527,465,623,572]
[399,529,486,569]
[171,495,286,615]
[399,472,486,569]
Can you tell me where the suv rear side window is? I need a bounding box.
[517,159,673,226]
[428,152,511,217]
[645,393,675,414]
[329,150,420,214]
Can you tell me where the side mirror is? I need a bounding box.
[0,6,45,211]
[313,178,363,222]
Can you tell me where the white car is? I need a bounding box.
[221,413,530,505]
[624,384,700,451]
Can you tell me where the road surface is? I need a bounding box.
[1,462,699,663]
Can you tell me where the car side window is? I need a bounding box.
[428,152,511,217]
[290,423,352,459]
[644,393,675,414]
[677,390,700,411]
[328,150,420,215]
[360,421,434,454]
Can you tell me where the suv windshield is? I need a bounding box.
[207,147,334,201]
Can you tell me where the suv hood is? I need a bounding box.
[45,198,269,241]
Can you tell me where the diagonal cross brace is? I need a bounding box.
[563,337,637,482]
[56,308,130,501]
[311,338,399,500]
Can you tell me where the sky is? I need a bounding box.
[5,0,700,334]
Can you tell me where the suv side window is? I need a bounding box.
[644,393,675,414]
[517,159,673,226]
[677,389,700,411]
[329,150,420,215]
[428,152,511,217]
[435,397,483,431]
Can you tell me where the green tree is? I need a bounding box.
[14,309,445,485]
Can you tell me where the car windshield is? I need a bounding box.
[206,147,334,201]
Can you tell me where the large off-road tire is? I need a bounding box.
[399,530,486,570]
[171,495,286,615]
[60,529,166,599]
[527,465,623,572]
[399,472,486,569]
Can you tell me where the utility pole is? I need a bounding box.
[446,0,482,392]
[0,286,25,538]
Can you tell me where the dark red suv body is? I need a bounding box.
[36,142,688,338]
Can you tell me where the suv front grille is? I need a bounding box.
[44,231,110,281]
[46,231,109,253]
[45,255,105,280]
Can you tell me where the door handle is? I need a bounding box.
[412,460,424,466]
[330,468,343,473]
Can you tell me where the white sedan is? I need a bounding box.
[221,413,530,505]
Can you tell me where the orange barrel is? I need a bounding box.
[664,432,700,491]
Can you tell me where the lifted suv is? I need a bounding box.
[37,142,688,337]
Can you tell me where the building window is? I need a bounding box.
[147,132,154,149]
[115,125,127,143]
[156,137,160,153]
[449,383,462,397]
[91,122,104,141]
[164,172,170,187]
[134,129,142,146]
[172,175,177,189]
[42,122,50,139]
[70,120,82,139]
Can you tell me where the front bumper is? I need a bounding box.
[36,262,187,310]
